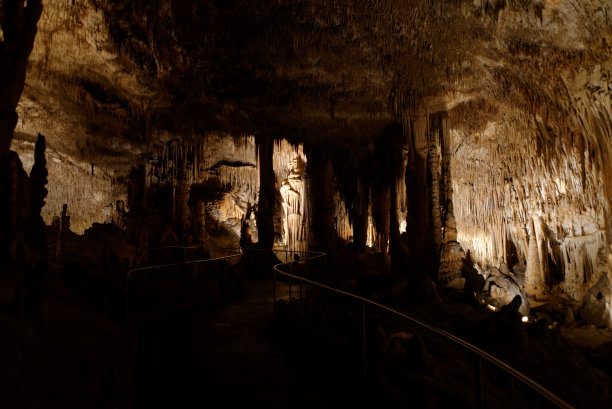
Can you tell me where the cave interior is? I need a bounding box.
[1,1,612,408]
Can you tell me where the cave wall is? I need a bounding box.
[0,0,43,262]
[5,0,612,312]
[11,0,155,232]
[447,2,612,302]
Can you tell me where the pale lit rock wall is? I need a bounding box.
[27,0,156,105]
[450,87,611,302]
[444,1,612,306]
[147,132,259,241]
[11,137,125,234]
[199,134,258,237]
[13,0,153,233]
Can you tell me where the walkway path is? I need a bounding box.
[133,276,357,408]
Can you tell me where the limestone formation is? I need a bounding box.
[3,0,612,326]
[438,241,465,285]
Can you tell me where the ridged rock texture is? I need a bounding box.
[5,0,612,323]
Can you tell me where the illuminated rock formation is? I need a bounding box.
[4,0,612,325]
[277,140,308,251]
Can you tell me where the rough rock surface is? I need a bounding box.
[479,267,530,316]
[438,241,465,284]
[5,0,612,322]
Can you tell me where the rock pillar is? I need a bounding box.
[256,136,276,249]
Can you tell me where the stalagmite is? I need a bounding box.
[307,152,337,249]
[26,133,48,255]
[279,155,306,251]
[192,200,206,245]
[428,114,443,251]
[526,218,543,295]
[353,176,369,252]
[175,169,190,244]
[273,139,309,250]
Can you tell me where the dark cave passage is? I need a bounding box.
[132,276,364,409]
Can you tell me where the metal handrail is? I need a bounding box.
[126,250,243,320]
[273,253,575,409]
[153,245,321,260]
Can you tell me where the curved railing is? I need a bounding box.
[126,248,243,320]
[272,252,575,409]
[125,246,313,321]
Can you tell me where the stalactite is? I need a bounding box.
[451,92,611,301]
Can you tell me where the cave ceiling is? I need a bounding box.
[18,0,611,150]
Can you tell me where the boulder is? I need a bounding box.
[480,268,530,316]
[581,274,612,328]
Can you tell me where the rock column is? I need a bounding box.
[0,1,43,259]
[352,176,369,252]
[256,136,275,249]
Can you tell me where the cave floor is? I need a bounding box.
[133,275,366,409]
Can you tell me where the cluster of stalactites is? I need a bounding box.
[451,118,610,300]
[333,170,408,253]
[151,133,257,184]
[370,185,391,252]
[147,132,259,241]
[217,165,258,204]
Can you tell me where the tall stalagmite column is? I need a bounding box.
[389,167,399,254]
[526,218,544,295]
[320,156,336,249]
[192,200,206,245]
[256,136,276,249]
[0,0,42,157]
[437,113,464,284]
[305,148,336,250]
[175,169,190,244]
[404,113,439,273]
[439,114,456,241]
[0,1,43,258]
[353,176,369,252]
[26,133,48,256]
[428,116,442,251]
[412,114,431,239]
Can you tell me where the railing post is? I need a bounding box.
[362,302,367,381]
[289,263,292,301]
[475,357,484,409]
